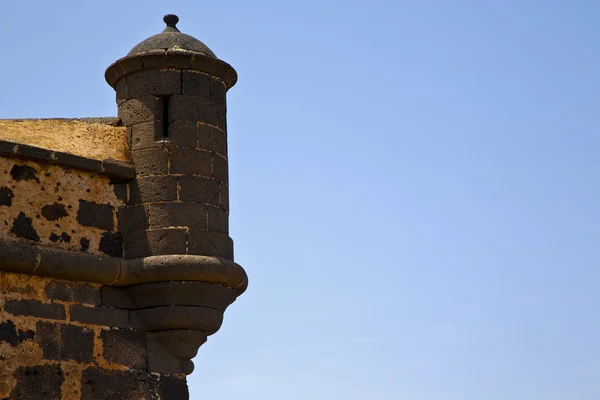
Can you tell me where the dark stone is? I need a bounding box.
[169,95,218,126]
[16,144,54,162]
[118,96,161,126]
[165,121,197,148]
[130,305,223,333]
[188,229,233,260]
[54,152,103,172]
[197,123,227,155]
[77,200,114,231]
[124,281,236,311]
[160,376,189,399]
[60,232,71,243]
[220,183,229,211]
[182,71,226,105]
[37,321,94,363]
[80,237,90,252]
[45,281,101,305]
[0,237,40,275]
[49,233,60,242]
[207,206,228,234]
[99,232,123,258]
[81,368,153,400]
[128,176,178,205]
[130,122,163,150]
[102,159,136,180]
[101,286,135,309]
[101,328,147,369]
[41,203,68,221]
[124,228,187,259]
[117,205,149,234]
[4,299,66,320]
[125,69,182,99]
[9,164,39,182]
[178,175,220,205]
[0,139,17,155]
[8,365,64,400]
[110,182,128,202]
[131,147,169,175]
[0,320,33,347]
[170,148,212,176]
[212,154,228,184]
[70,304,130,328]
[0,187,14,206]
[148,202,206,229]
[37,246,121,284]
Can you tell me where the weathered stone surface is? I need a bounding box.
[0,186,15,206]
[0,157,125,256]
[45,281,101,305]
[37,321,95,363]
[70,304,130,328]
[124,228,187,259]
[10,212,40,241]
[128,176,178,204]
[188,229,234,260]
[148,202,206,229]
[7,365,64,400]
[170,148,212,176]
[77,200,115,231]
[4,299,66,320]
[207,206,228,234]
[0,320,33,347]
[178,175,220,204]
[80,368,153,400]
[130,305,223,333]
[101,328,147,369]
[132,147,169,175]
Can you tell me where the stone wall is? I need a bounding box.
[0,272,188,399]
[0,157,125,257]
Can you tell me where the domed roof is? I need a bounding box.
[128,14,216,58]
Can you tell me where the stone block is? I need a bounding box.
[7,365,64,400]
[130,306,223,333]
[130,121,163,150]
[99,232,123,258]
[70,304,130,328]
[4,299,66,320]
[166,120,197,148]
[128,176,178,205]
[123,228,188,259]
[187,229,233,260]
[169,95,218,126]
[45,281,101,305]
[207,206,228,234]
[37,321,94,363]
[149,202,206,229]
[212,154,229,184]
[220,183,229,211]
[178,175,220,205]
[118,95,161,126]
[81,368,153,400]
[198,123,227,155]
[132,147,169,176]
[117,205,149,233]
[126,69,181,99]
[77,200,115,231]
[170,148,212,176]
[54,152,103,172]
[101,328,147,369]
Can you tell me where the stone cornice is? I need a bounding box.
[0,139,135,181]
[0,237,248,295]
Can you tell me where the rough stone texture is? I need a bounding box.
[0,272,189,399]
[0,157,124,256]
[0,119,129,162]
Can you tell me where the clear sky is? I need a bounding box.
[2,1,600,399]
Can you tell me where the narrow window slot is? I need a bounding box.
[161,96,170,137]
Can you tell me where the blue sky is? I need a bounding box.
[2,1,600,399]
